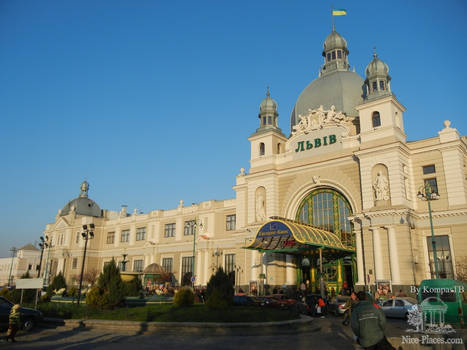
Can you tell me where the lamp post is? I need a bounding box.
[7,247,17,287]
[37,236,49,278]
[417,183,440,279]
[185,220,203,288]
[234,265,243,293]
[77,223,95,305]
[121,253,128,272]
[212,248,223,271]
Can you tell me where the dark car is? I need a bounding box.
[0,296,43,331]
[233,295,258,306]
[267,294,297,309]
[328,296,350,316]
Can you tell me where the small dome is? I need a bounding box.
[365,54,389,78]
[323,30,348,53]
[259,89,277,113]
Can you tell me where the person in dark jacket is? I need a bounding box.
[351,292,394,349]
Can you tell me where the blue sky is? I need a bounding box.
[0,1,466,257]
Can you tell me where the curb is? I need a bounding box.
[57,315,315,335]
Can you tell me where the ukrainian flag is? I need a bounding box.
[332,9,347,16]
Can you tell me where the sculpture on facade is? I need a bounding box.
[256,192,266,222]
[373,171,390,201]
[292,105,353,136]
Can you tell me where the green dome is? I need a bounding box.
[323,30,348,54]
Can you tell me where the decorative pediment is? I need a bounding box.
[292,105,353,137]
[54,217,70,230]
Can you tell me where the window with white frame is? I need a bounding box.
[426,235,453,279]
[121,229,130,243]
[133,259,144,272]
[164,223,175,237]
[184,220,196,236]
[106,232,115,244]
[226,214,236,231]
[162,258,173,273]
[136,227,146,241]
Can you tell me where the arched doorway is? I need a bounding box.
[295,188,355,294]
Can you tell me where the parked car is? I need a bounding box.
[379,297,418,319]
[0,296,43,331]
[328,296,350,316]
[267,294,297,309]
[233,295,258,306]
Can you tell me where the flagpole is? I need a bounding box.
[331,6,335,31]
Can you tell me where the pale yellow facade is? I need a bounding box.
[40,30,467,295]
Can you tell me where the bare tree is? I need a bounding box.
[455,256,467,282]
[83,268,99,286]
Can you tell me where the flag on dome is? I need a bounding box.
[332,9,347,16]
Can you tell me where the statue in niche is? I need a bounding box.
[256,192,266,222]
[373,171,390,201]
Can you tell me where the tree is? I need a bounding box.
[46,272,67,296]
[87,259,124,309]
[122,277,142,297]
[206,268,234,309]
[455,256,467,282]
[83,268,99,286]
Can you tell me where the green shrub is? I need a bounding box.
[46,272,67,296]
[206,268,234,309]
[68,286,78,298]
[87,259,124,309]
[122,277,142,297]
[173,286,194,307]
[0,288,12,301]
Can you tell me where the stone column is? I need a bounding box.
[385,226,401,285]
[355,229,365,285]
[203,249,209,285]
[286,254,295,285]
[370,227,383,281]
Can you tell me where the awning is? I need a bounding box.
[245,217,355,259]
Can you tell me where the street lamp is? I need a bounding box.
[77,223,95,305]
[212,248,223,271]
[7,247,17,287]
[234,264,243,293]
[37,236,49,278]
[121,252,128,272]
[185,220,203,288]
[417,183,440,279]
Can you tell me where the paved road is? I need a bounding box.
[0,317,417,350]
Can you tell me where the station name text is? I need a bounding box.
[295,134,337,153]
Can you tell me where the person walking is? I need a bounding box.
[350,292,394,350]
[5,304,21,343]
[342,291,358,326]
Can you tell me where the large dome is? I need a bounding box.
[290,70,365,129]
[60,197,102,217]
[60,181,102,217]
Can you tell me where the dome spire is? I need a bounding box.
[80,180,89,198]
[364,49,392,100]
[256,87,279,132]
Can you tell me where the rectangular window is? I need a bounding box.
[331,51,336,60]
[424,178,438,195]
[136,227,146,241]
[337,50,342,59]
[267,116,272,124]
[226,214,236,231]
[181,256,194,276]
[106,232,115,244]
[372,81,377,91]
[76,232,80,244]
[165,223,176,237]
[423,165,436,174]
[133,259,144,272]
[379,80,385,90]
[184,220,196,236]
[426,235,453,279]
[224,254,235,274]
[120,229,130,243]
[162,258,173,273]
[72,258,78,269]
[28,264,32,270]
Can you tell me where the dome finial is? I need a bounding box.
[266,85,270,98]
[373,46,378,59]
[80,180,89,198]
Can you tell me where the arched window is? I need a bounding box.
[296,188,353,246]
[372,111,381,128]
[259,142,265,156]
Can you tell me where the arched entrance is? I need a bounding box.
[296,188,355,294]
